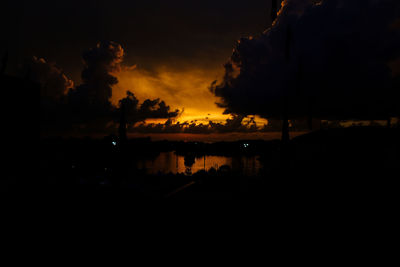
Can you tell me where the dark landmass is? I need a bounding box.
[5,126,399,200]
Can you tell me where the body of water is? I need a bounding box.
[136,152,262,176]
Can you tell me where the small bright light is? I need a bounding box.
[112,141,117,146]
[243,143,249,148]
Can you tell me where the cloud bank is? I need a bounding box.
[30,56,74,101]
[39,41,180,131]
[211,0,400,120]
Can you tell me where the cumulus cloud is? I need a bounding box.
[39,41,180,132]
[211,0,400,120]
[69,41,123,111]
[28,56,74,101]
[119,90,180,124]
[28,56,77,131]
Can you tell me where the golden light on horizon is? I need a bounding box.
[110,63,270,129]
[112,65,231,124]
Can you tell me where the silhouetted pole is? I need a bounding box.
[282,98,290,144]
[282,25,292,144]
[119,102,127,144]
[296,55,313,131]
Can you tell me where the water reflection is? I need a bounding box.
[136,152,261,176]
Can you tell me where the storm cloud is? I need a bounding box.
[39,41,179,132]
[211,0,400,120]
[29,56,74,101]
[68,41,123,112]
[119,90,180,124]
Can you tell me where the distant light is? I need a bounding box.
[112,141,117,146]
[243,143,249,148]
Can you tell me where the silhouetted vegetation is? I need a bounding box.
[8,126,394,199]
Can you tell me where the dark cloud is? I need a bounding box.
[66,41,180,125]
[120,91,180,124]
[28,56,74,101]
[39,41,179,132]
[27,56,75,130]
[70,41,123,111]
[211,0,400,120]
[7,0,280,79]
[138,99,180,121]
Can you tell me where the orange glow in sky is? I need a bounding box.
[113,65,229,124]
[112,65,269,127]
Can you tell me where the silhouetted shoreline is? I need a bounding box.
[12,126,397,199]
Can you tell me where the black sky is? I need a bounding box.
[3,0,280,81]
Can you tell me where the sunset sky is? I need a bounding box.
[4,0,399,140]
[4,0,278,126]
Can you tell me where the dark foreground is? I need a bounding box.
[5,127,400,200]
